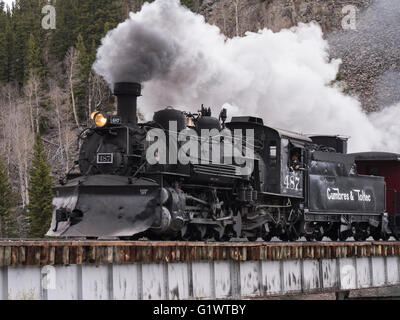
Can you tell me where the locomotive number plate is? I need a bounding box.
[97,153,113,164]
[110,116,122,125]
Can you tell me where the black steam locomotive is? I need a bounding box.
[47,82,394,241]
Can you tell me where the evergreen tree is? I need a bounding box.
[0,4,15,83]
[0,158,18,238]
[3,9,15,83]
[0,2,7,82]
[50,0,80,60]
[27,134,53,238]
[76,33,91,78]
[11,0,47,84]
[181,0,194,10]
[24,32,42,80]
[78,0,123,49]
[75,33,91,120]
[0,37,6,83]
[0,0,144,86]
[12,1,34,84]
[51,0,124,62]
[64,1,124,121]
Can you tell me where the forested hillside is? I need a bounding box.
[0,0,202,237]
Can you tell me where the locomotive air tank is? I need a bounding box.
[47,82,165,238]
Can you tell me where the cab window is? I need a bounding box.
[288,142,304,170]
[269,141,277,166]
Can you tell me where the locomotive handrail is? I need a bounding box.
[387,188,398,216]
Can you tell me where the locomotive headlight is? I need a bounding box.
[90,110,99,120]
[94,113,108,128]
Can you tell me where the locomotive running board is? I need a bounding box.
[47,175,161,238]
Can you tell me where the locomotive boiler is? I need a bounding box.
[47,82,394,241]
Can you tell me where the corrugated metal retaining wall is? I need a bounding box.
[0,241,399,300]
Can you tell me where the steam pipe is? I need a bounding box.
[113,82,142,125]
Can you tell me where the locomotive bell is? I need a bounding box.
[114,82,142,125]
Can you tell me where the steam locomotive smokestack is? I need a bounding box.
[113,82,142,125]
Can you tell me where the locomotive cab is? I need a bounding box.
[226,117,311,198]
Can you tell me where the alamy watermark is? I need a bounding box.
[340,264,356,289]
[42,5,56,30]
[40,4,358,31]
[146,122,255,176]
[41,265,56,290]
[342,5,358,30]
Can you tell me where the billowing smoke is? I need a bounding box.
[93,0,400,153]
[94,22,179,86]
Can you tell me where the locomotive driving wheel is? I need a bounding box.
[339,233,348,241]
[327,229,339,241]
[181,224,207,241]
[315,234,323,241]
[324,223,339,241]
[353,223,369,241]
[394,228,400,241]
[247,236,258,242]
[196,225,207,240]
[180,225,191,241]
[261,223,272,242]
[212,225,226,241]
[354,231,368,241]
[262,233,272,241]
[381,233,390,241]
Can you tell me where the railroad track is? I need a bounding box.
[0,239,399,267]
[0,237,399,243]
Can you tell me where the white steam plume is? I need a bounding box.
[93,0,400,153]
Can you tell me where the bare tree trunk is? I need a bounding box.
[87,75,92,127]
[220,2,227,35]
[13,110,27,207]
[55,95,65,166]
[234,0,240,37]
[65,47,81,130]
[49,81,71,172]
[5,86,14,167]
[34,80,40,133]
[26,85,35,132]
[24,72,41,133]
[64,124,72,172]
[194,0,200,13]
[69,70,80,130]
[23,136,29,206]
